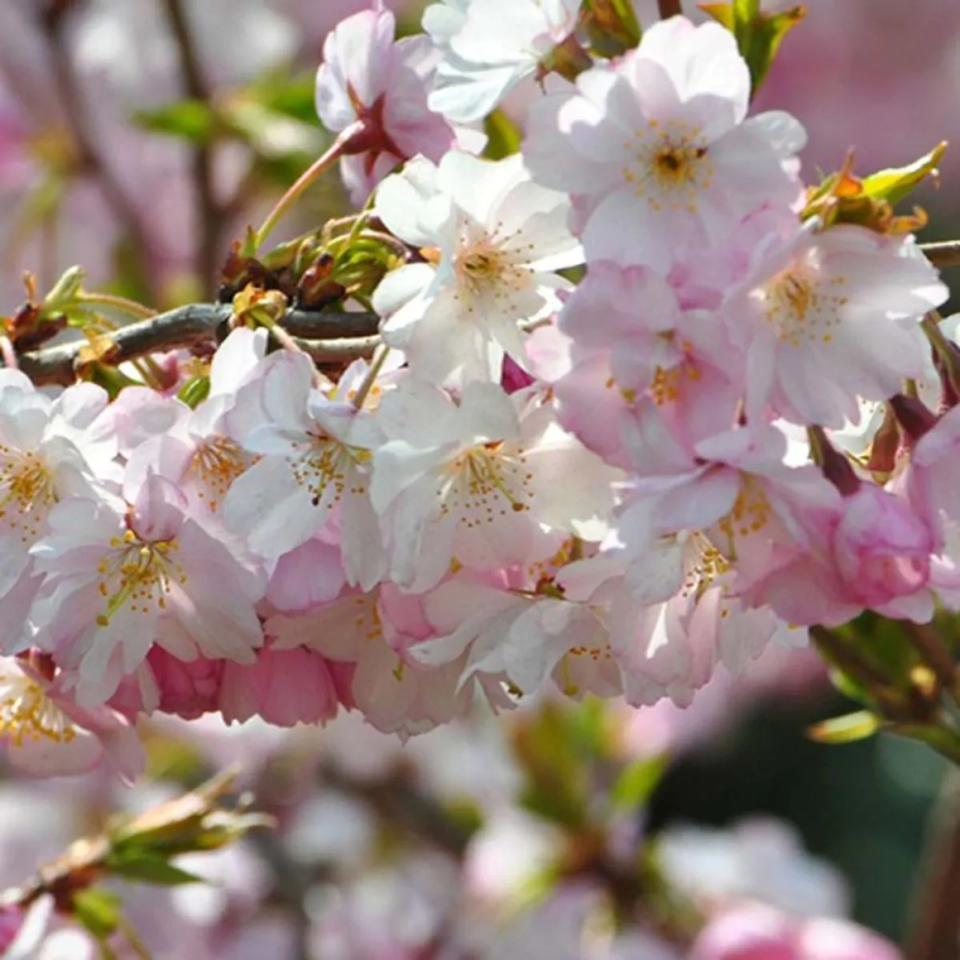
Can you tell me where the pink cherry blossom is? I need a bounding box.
[315,1,456,203]
[691,905,901,960]
[0,653,143,780]
[29,474,264,706]
[723,224,947,427]
[219,644,343,727]
[524,16,806,272]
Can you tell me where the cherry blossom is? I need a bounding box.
[691,905,900,960]
[524,16,806,272]
[424,0,582,123]
[370,378,617,592]
[0,372,119,654]
[29,474,264,706]
[372,151,581,385]
[315,0,456,202]
[0,654,143,780]
[724,223,948,427]
[222,350,386,591]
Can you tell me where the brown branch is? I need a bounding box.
[657,0,683,18]
[12,303,381,385]
[922,242,960,270]
[908,772,960,960]
[41,7,156,300]
[160,0,221,294]
[294,333,380,362]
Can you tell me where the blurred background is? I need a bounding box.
[1,0,958,956]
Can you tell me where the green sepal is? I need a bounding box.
[72,887,122,940]
[701,0,806,93]
[862,141,947,206]
[483,110,523,160]
[178,376,211,409]
[585,0,642,56]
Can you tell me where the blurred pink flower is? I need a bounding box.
[691,904,900,960]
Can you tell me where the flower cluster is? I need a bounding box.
[0,1,957,780]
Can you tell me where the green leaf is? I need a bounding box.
[702,0,806,93]
[134,99,217,143]
[512,703,589,829]
[72,888,122,940]
[807,710,880,745]
[105,849,204,886]
[247,71,318,124]
[483,110,523,160]
[610,755,667,811]
[178,376,211,409]
[861,141,947,206]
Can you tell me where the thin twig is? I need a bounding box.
[908,771,960,960]
[11,303,381,385]
[160,0,221,293]
[293,334,381,362]
[252,120,364,253]
[921,241,960,270]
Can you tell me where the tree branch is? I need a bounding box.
[12,303,381,385]
[41,7,156,300]
[908,772,960,960]
[921,242,960,270]
[160,0,221,294]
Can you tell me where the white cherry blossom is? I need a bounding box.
[223,351,386,590]
[370,379,618,592]
[372,151,582,385]
[424,0,582,123]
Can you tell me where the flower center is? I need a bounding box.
[189,436,247,511]
[443,446,534,526]
[715,480,772,560]
[289,434,370,509]
[762,267,849,347]
[680,532,732,601]
[622,120,713,212]
[452,222,536,317]
[96,529,186,625]
[0,674,75,745]
[651,360,701,406]
[0,447,55,542]
[351,594,383,642]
